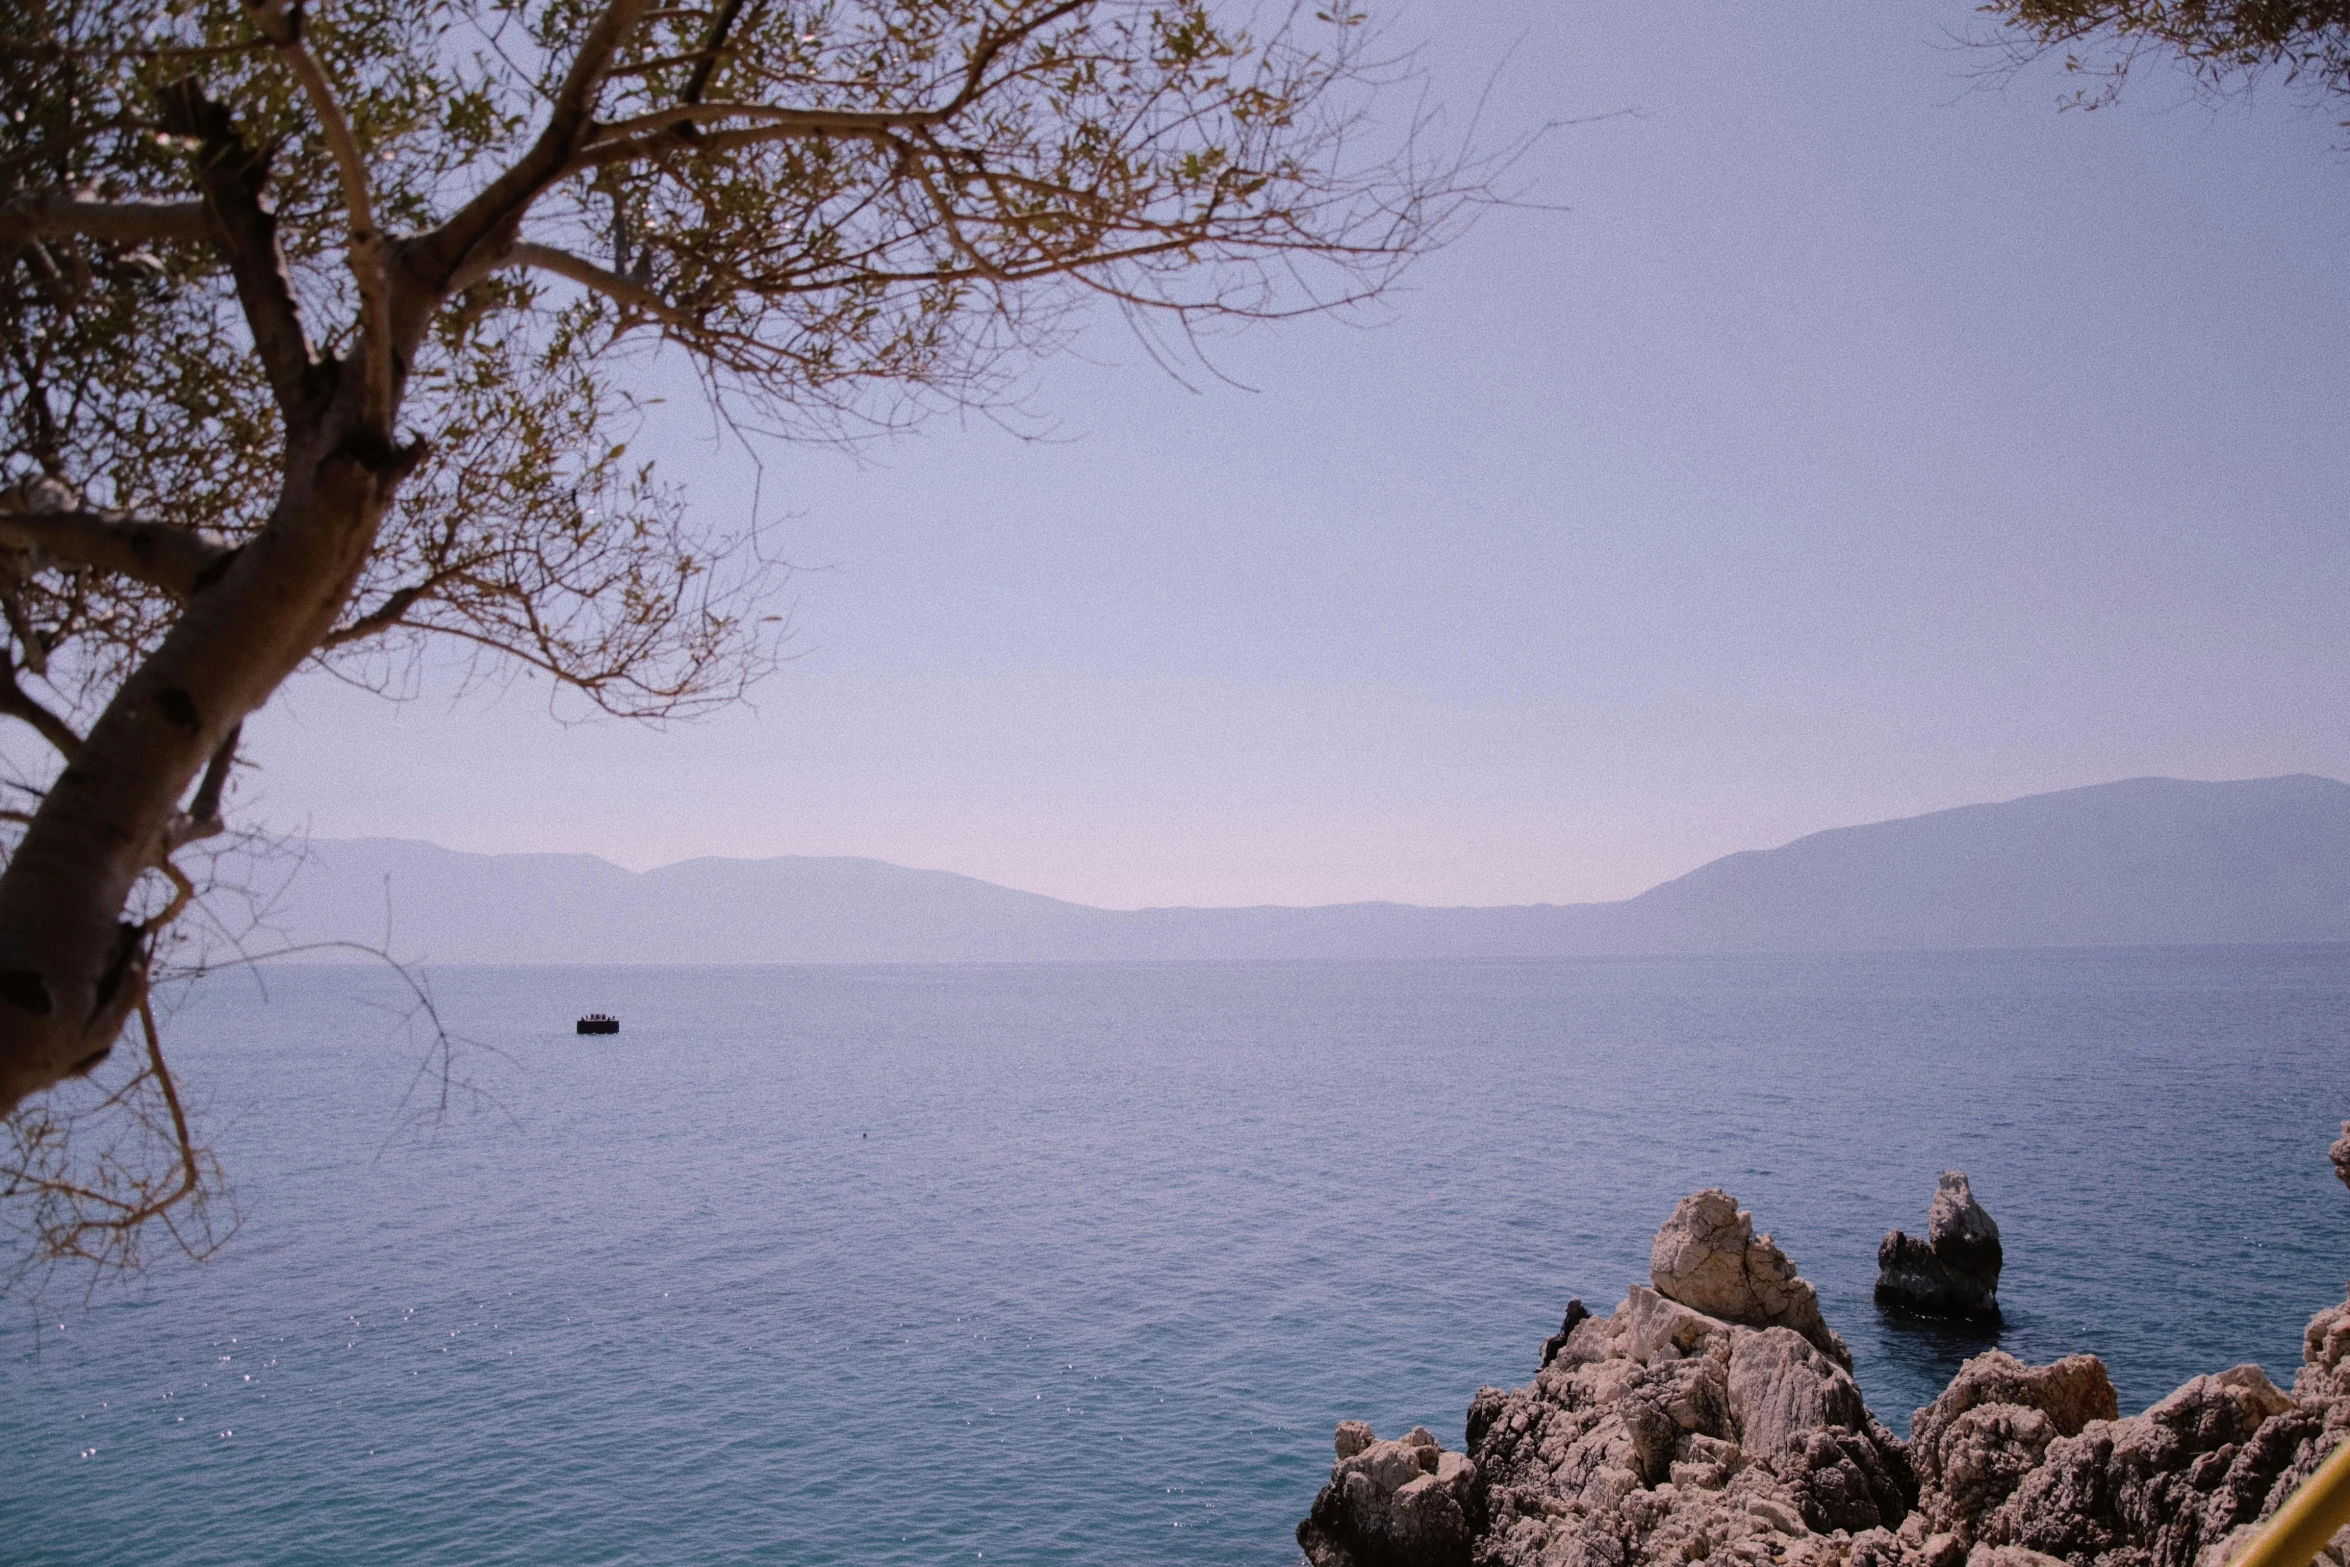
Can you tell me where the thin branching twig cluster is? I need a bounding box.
[0,832,497,1299]
[1981,1,2350,111]
[0,1,1501,1288]
[0,992,227,1293]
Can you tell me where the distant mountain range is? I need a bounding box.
[246,775,2350,964]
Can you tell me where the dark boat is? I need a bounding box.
[576,1013,620,1035]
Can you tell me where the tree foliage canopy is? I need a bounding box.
[1982,1,2350,108]
[0,0,1477,1277]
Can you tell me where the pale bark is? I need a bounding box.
[0,505,233,600]
[0,195,212,256]
[0,405,403,1112]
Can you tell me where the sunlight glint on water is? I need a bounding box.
[7,949,2349,1566]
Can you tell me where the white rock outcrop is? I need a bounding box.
[1301,1176,2350,1567]
[1300,1421,1480,1567]
[1650,1187,1853,1369]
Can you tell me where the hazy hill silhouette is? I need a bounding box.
[255,775,2350,963]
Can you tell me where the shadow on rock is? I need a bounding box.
[1876,1172,2002,1324]
[1299,1174,2350,1567]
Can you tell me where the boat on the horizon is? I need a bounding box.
[576,1013,620,1035]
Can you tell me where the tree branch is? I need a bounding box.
[676,0,756,121]
[0,486,232,600]
[0,646,81,761]
[403,0,654,304]
[465,240,698,331]
[1,582,45,676]
[320,572,461,647]
[160,721,238,855]
[903,129,1008,280]
[145,854,196,931]
[189,722,237,823]
[245,0,395,424]
[152,77,319,422]
[134,992,201,1211]
[564,0,1091,172]
[581,100,950,150]
[563,0,1085,174]
[0,193,210,257]
[565,116,893,174]
[946,2,1092,117]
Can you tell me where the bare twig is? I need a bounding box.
[0,647,80,760]
[484,240,699,330]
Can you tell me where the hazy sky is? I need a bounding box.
[245,2,2350,908]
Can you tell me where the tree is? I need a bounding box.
[1981,1,2350,109]
[0,0,1481,1270]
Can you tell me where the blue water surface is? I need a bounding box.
[7,948,2350,1565]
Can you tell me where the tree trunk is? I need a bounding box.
[0,406,403,1114]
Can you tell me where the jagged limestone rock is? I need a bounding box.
[1299,1170,2350,1567]
[1967,1365,2300,1566]
[1650,1188,1853,1369]
[1440,1194,1911,1567]
[1906,1350,2117,1537]
[1877,1172,2004,1321]
[1299,1421,1480,1567]
[1894,1296,2350,1567]
[1727,1326,1871,1465]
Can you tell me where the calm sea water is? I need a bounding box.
[8,948,2350,1565]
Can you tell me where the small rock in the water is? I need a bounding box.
[1875,1170,2003,1321]
[2331,1120,2350,1192]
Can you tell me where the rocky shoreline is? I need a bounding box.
[1301,1172,2350,1567]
